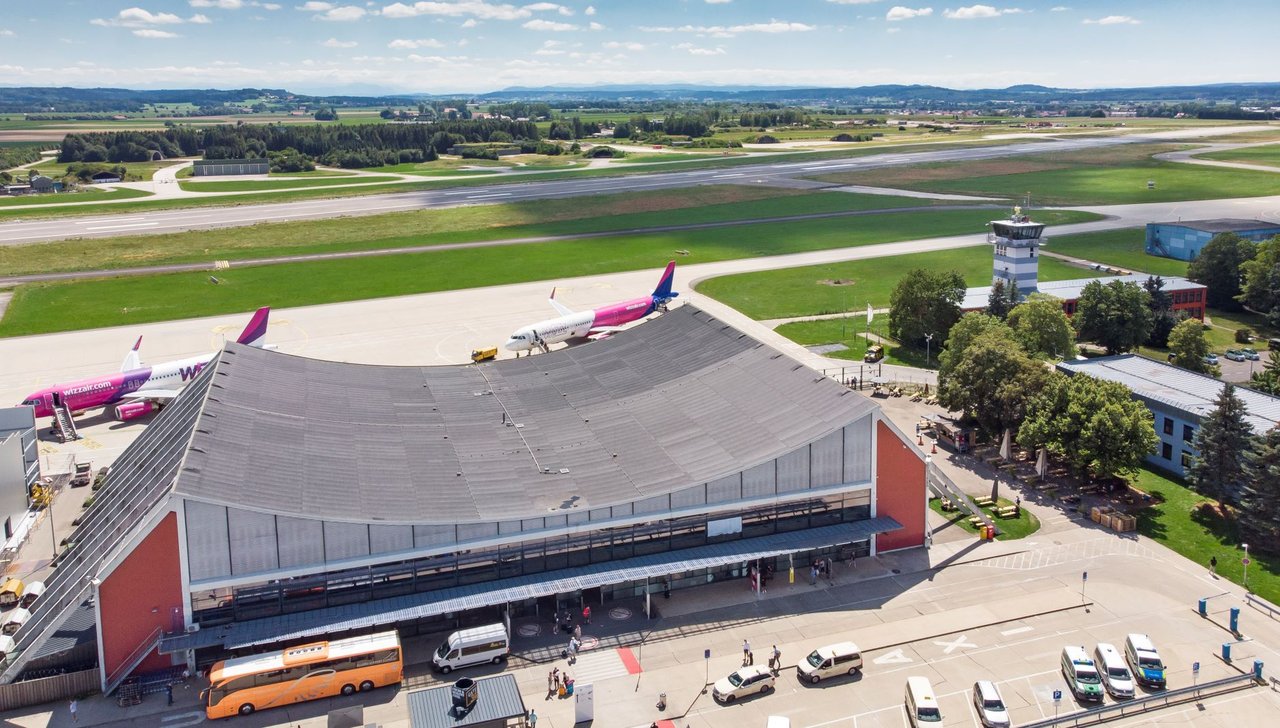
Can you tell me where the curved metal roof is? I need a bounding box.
[174,305,875,524]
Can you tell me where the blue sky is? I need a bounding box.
[1,1,1276,93]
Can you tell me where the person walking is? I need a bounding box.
[547,670,556,700]
[1210,555,1217,576]
[69,699,78,723]
[573,623,582,640]
[529,709,538,728]
[742,639,751,666]
[166,682,174,706]
[809,564,818,586]
[771,645,781,673]
[583,605,591,625]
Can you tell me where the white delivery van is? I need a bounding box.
[905,676,943,726]
[797,641,862,684]
[1095,643,1135,698]
[432,623,509,673]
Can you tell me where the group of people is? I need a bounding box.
[741,640,784,673]
[554,605,592,664]
[545,667,576,700]
[809,557,834,586]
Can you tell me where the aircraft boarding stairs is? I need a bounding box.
[53,405,80,442]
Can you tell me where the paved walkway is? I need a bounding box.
[1154,141,1280,174]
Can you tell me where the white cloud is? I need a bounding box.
[0,29,13,36]
[133,28,181,38]
[91,8,186,27]
[827,0,882,4]
[588,21,603,30]
[639,20,815,35]
[524,2,572,15]
[705,0,732,4]
[379,2,531,20]
[1083,15,1139,25]
[261,2,282,8]
[407,53,451,63]
[1050,5,1068,10]
[296,1,333,9]
[316,5,366,20]
[523,18,575,30]
[461,18,478,27]
[943,5,1023,19]
[584,5,595,14]
[189,13,213,23]
[190,0,244,8]
[322,37,358,46]
[603,40,644,50]
[388,37,444,48]
[886,6,932,21]
[886,26,901,33]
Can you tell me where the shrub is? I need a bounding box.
[754,135,779,144]
[1236,328,1253,344]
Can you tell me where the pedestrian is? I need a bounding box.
[810,564,818,586]
[1015,495,1022,516]
[1210,555,1217,576]
[166,682,174,706]
[583,605,591,625]
[771,645,781,673]
[574,623,582,640]
[529,709,538,728]
[554,668,561,691]
[742,639,751,665]
[547,671,555,699]
[69,699,78,723]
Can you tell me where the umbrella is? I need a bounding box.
[1036,448,1049,479]
[999,428,1012,461]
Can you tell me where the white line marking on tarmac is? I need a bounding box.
[872,648,913,665]
[1001,626,1034,636]
[934,634,977,655]
[83,222,159,231]
[159,710,205,726]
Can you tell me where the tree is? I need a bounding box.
[1143,276,1178,348]
[937,312,1014,380]
[313,106,338,121]
[1189,383,1253,505]
[1240,427,1280,555]
[1251,348,1280,395]
[1074,280,1153,355]
[1167,318,1216,374]
[888,269,965,350]
[938,330,1049,436]
[1019,372,1158,480]
[985,279,1016,319]
[1239,236,1280,327]
[1008,294,1075,359]
[1186,232,1256,312]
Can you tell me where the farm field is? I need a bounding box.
[0,208,1097,336]
[695,231,1103,321]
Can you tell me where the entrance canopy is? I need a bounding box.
[162,517,899,654]
[409,674,527,728]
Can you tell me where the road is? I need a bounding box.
[0,125,1264,245]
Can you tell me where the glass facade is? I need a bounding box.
[191,491,872,626]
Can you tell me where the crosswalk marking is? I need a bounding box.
[568,649,630,684]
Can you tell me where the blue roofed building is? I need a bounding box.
[1145,219,1280,261]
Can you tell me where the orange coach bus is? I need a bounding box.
[203,630,403,718]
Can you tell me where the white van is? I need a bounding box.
[796,641,862,684]
[1095,643,1135,698]
[432,623,509,673]
[1060,646,1103,702]
[905,676,943,726]
[1123,633,1165,689]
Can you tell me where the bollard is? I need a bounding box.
[1222,643,1232,663]
[1230,606,1240,634]
[1253,660,1264,681]
[1198,598,1207,617]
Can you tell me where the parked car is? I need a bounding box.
[1061,645,1104,702]
[972,680,1010,727]
[1204,353,1220,365]
[1243,348,1261,360]
[713,665,775,702]
[796,641,862,684]
[1224,350,1246,362]
[1095,643,1135,698]
[1124,634,1166,689]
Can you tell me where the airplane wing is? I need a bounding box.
[586,326,626,339]
[548,287,574,317]
[120,336,143,372]
[120,389,183,402]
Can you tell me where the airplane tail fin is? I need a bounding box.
[651,261,678,303]
[235,307,271,348]
[120,335,143,372]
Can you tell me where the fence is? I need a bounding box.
[0,669,98,712]
[1017,670,1260,728]
[1245,592,1280,620]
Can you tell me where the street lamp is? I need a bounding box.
[925,333,934,367]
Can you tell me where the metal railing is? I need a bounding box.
[926,462,998,534]
[103,627,162,695]
[1245,592,1280,620]
[1017,671,1261,728]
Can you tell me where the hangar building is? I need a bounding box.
[2,306,926,693]
[1145,219,1280,261]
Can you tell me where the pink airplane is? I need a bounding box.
[20,307,270,423]
[504,262,678,352]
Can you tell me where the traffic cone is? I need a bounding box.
[930,442,937,455]
[917,434,924,446]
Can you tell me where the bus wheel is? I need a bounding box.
[359,681,375,692]
[238,704,255,716]
[341,684,356,696]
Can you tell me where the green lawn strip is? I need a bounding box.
[1046,229,1189,277]
[774,317,933,369]
[178,175,401,192]
[1199,143,1280,168]
[1132,467,1280,606]
[0,187,152,207]
[0,189,957,277]
[696,216,1102,320]
[928,497,1041,541]
[0,209,1089,336]
[1139,308,1278,359]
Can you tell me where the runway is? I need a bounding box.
[0,125,1263,245]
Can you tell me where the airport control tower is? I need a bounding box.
[990,207,1046,298]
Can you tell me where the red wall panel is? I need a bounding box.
[99,511,182,677]
[875,420,926,551]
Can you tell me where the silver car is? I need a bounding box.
[973,680,1010,727]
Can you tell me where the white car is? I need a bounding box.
[712,665,775,703]
[1095,643,1135,698]
[972,680,1010,728]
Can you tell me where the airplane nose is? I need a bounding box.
[503,339,522,352]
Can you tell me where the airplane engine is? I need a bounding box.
[115,401,155,421]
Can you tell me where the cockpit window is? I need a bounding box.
[21,399,38,407]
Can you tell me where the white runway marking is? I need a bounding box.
[934,634,977,655]
[1001,626,1034,636]
[83,222,159,232]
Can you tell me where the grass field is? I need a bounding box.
[1200,143,1280,168]
[178,175,401,192]
[1132,467,1280,606]
[0,187,962,277]
[0,187,152,207]
[0,208,1095,336]
[1046,229,1189,277]
[929,497,1041,541]
[696,222,1102,321]
[773,317,933,368]
[808,143,1280,205]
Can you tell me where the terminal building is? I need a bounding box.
[3,305,927,693]
[1145,219,1280,261]
[963,213,1208,319]
[1059,355,1280,477]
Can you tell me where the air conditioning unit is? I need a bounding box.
[185,624,200,633]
